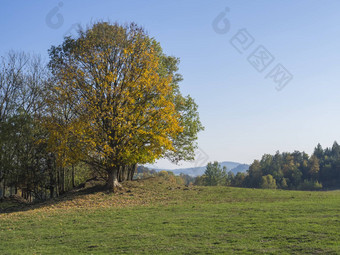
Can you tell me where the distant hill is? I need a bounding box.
[147,161,249,177]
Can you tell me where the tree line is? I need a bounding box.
[136,166,195,185]
[0,22,203,200]
[195,142,340,190]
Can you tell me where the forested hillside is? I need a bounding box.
[241,142,340,190]
[195,142,340,190]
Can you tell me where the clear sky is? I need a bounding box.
[2,0,340,169]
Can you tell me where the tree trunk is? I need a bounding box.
[72,165,75,188]
[56,168,59,197]
[120,165,128,182]
[0,180,3,198]
[49,171,55,198]
[118,166,122,182]
[126,165,131,181]
[124,165,129,181]
[3,180,6,197]
[61,167,65,194]
[123,165,127,181]
[107,167,122,193]
[50,185,54,199]
[129,163,137,181]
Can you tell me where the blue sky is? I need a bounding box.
[1,0,340,169]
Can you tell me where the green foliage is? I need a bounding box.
[193,175,206,186]
[72,163,94,187]
[297,180,323,191]
[193,142,340,191]
[179,173,195,185]
[247,159,262,188]
[260,174,277,189]
[234,142,340,190]
[165,95,204,163]
[155,170,187,185]
[136,166,157,179]
[308,155,320,180]
[280,178,288,189]
[231,172,246,187]
[202,161,227,186]
[135,166,191,185]
[158,170,169,179]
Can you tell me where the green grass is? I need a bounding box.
[0,178,339,254]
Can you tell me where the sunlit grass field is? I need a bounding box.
[1,177,339,254]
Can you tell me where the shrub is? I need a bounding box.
[297,180,323,190]
[260,174,277,189]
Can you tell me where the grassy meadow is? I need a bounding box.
[0,177,339,254]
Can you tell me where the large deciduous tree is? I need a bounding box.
[47,22,203,192]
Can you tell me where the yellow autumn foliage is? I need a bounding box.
[45,22,183,170]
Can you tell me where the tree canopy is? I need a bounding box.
[46,22,203,191]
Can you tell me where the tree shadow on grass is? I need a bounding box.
[0,178,111,214]
[0,177,182,214]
